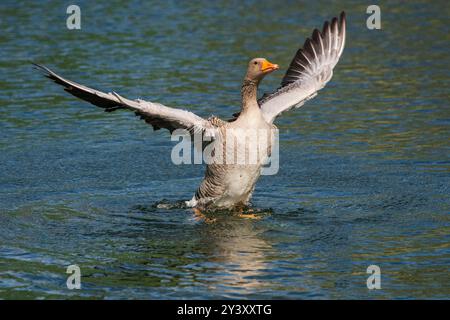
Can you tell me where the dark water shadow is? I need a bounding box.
[131,198,274,218]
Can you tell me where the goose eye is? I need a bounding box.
[254,61,258,65]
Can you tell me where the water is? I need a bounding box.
[0,0,449,299]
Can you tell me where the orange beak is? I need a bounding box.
[261,59,279,73]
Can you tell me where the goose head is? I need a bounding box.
[245,58,279,82]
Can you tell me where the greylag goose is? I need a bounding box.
[34,12,346,211]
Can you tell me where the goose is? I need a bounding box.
[34,12,346,212]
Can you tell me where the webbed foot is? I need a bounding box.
[193,208,216,223]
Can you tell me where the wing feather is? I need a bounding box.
[259,11,346,123]
[33,63,219,138]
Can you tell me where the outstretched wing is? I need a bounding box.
[33,63,219,137]
[259,11,346,123]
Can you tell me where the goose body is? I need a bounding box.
[34,12,346,211]
[190,104,276,209]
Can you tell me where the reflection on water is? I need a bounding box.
[198,215,272,294]
[0,1,449,299]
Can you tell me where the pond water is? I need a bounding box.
[0,1,449,299]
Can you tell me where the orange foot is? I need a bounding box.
[234,204,258,219]
[237,213,261,220]
[193,208,216,223]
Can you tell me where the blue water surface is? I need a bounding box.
[0,1,449,299]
